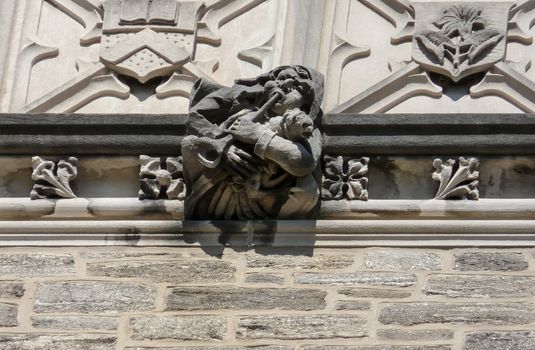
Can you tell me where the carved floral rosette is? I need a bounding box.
[322,156,369,201]
[138,156,185,200]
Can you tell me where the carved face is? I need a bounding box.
[272,88,304,115]
[281,108,314,140]
[268,68,312,115]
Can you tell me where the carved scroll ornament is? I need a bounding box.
[181,65,324,220]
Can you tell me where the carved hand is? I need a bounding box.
[227,118,268,144]
[223,145,262,179]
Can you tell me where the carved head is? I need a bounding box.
[236,65,324,119]
[280,108,315,141]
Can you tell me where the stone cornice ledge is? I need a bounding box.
[0,198,533,220]
[0,220,532,247]
[0,198,533,247]
[1,113,535,155]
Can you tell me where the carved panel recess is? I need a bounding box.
[6,0,285,114]
[325,0,535,114]
[5,0,535,114]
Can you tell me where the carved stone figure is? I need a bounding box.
[31,157,78,200]
[412,2,510,81]
[432,157,479,200]
[138,155,185,200]
[181,66,324,220]
[322,156,369,201]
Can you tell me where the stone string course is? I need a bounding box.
[0,248,534,349]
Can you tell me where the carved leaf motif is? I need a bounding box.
[167,179,186,200]
[348,157,369,178]
[166,157,183,177]
[466,29,504,64]
[431,158,454,196]
[347,157,369,201]
[139,155,162,176]
[348,178,369,201]
[434,5,484,39]
[166,157,185,200]
[322,155,345,200]
[416,31,451,64]
[432,157,479,200]
[30,157,78,199]
[323,155,344,182]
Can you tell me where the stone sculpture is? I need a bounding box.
[322,156,369,201]
[432,157,479,200]
[30,157,78,200]
[412,2,510,81]
[138,155,185,200]
[181,66,324,219]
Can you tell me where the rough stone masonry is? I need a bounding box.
[0,247,534,349]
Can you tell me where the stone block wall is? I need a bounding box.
[0,247,534,349]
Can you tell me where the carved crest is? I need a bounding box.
[412,2,511,81]
[100,0,203,83]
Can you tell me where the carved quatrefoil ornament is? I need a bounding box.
[412,2,512,82]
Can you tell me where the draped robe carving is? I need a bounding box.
[181,66,324,220]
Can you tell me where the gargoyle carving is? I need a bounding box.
[138,156,185,200]
[31,157,78,200]
[322,156,369,201]
[181,66,324,220]
[432,157,479,200]
[412,3,510,82]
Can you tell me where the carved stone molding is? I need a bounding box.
[30,156,78,200]
[470,60,535,113]
[11,0,271,113]
[138,155,185,200]
[432,157,479,200]
[322,155,369,201]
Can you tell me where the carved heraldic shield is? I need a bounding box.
[100,0,203,83]
[412,2,512,81]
